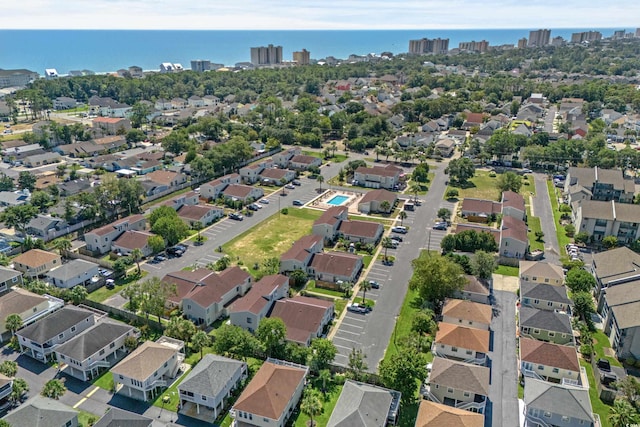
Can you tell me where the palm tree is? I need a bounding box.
[340,281,353,298]
[53,238,72,259]
[9,378,29,406]
[300,388,323,427]
[330,141,337,157]
[192,221,204,243]
[381,237,393,261]
[131,248,143,275]
[41,379,66,400]
[360,280,372,305]
[409,182,422,203]
[69,285,88,305]
[609,398,640,427]
[398,211,407,226]
[316,175,325,192]
[380,200,391,214]
[192,330,210,360]
[5,314,22,337]
[318,369,332,394]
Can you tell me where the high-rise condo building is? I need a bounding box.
[293,49,310,65]
[408,38,449,54]
[250,44,283,66]
[458,40,489,53]
[570,31,602,44]
[528,29,551,47]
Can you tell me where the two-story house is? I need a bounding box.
[272,148,301,168]
[12,249,62,279]
[433,323,490,365]
[279,235,323,274]
[308,252,363,284]
[519,307,574,346]
[93,408,153,427]
[143,170,187,191]
[337,220,384,245]
[269,296,335,347]
[520,282,571,313]
[572,200,640,245]
[519,337,582,386]
[221,184,264,204]
[454,275,491,305]
[591,246,640,306]
[415,400,483,427]
[54,320,138,381]
[17,305,96,362]
[177,204,224,227]
[424,357,490,414]
[357,189,398,214]
[259,168,296,186]
[240,161,270,184]
[441,299,492,331]
[231,359,308,427]
[3,396,79,427]
[0,373,12,407]
[327,380,401,427]
[178,354,247,420]
[460,198,502,223]
[523,377,595,427]
[519,261,565,286]
[288,155,322,170]
[200,173,241,201]
[312,206,349,245]
[564,166,634,204]
[84,214,146,255]
[600,281,640,359]
[46,259,101,289]
[0,289,63,342]
[353,164,402,190]
[502,190,526,220]
[25,215,67,241]
[499,215,528,259]
[111,338,183,401]
[229,274,289,333]
[0,266,22,293]
[111,230,155,257]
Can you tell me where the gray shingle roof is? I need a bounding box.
[178,354,246,398]
[17,305,93,343]
[519,307,572,334]
[0,266,21,284]
[592,247,640,286]
[429,358,490,396]
[46,259,99,282]
[54,320,134,362]
[93,407,152,427]
[327,380,396,427]
[2,396,77,427]
[524,377,593,422]
[520,282,571,305]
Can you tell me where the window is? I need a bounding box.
[548,332,555,337]
[164,362,168,368]
[532,277,537,281]
[537,365,544,370]
[544,278,549,283]
[466,350,473,355]
[547,301,553,307]
[534,299,540,304]
[110,342,115,348]
[66,421,72,427]
[552,368,559,374]
[451,347,458,352]
[58,333,64,339]
[533,329,540,334]
[447,388,454,394]
[463,391,470,397]
[71,326,76,332]
[544,411,551,418]
[247,317,252,324]
[434,384,439,389]
[99,349,105,356]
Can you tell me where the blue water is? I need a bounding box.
[327,195,350,206]
[0,28,631,74]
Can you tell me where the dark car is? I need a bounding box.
[369,281,380,289]
[175,244,187,252]
[433,222,447,230]
[391,235,403,242]
[597,359,611,372]
[153,254,167,263]
[292,180,301,186]
[247,204,259,211]
[166,247,184,257]
[229,212,244,221]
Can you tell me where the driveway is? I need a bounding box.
[532,173,561,264]
[488,290,518,427]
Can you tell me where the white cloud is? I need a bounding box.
[2,0,639,29]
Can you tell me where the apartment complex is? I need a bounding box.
[250,44,283,66]
[408,38,449,55]
[458,40,489,53]
[292,49,310,65]
[528,29,551,47]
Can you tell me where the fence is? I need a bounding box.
[66,251,114,269]
[81,299,164,331]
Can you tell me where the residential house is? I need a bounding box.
[178,354,248,420]
[88,96,132,118]
[519,261,565,286]
[17,305,96,361]
[181,267,252,326]
[288,154,322,170]
[93,408,153,427]
[572,200,640,245]
[312,206,349,244]
[0,266,22,293]
[564,166,635,204]
[2,143,45,162]
[53,96,77,110]
[454,275,491,305]
[502,191,526,220]
[111,230,155,257]
[231,359,308,427]
[337,220,384,245]
[269,296,334,346]
[279,234,324,274]
[46,259,100,289]
[523,377,595,427]
[519,337,582,386]
[222,184,264,204]
[600,281,640,358]
[84,214,146,255]
[187,95,204,108]
[153,191,199,212]
[54,320,138,381]
[499,216,528,259]
[519,307,574,346]
[111,338,183,401]
[327,380,401,427]
[309,252,363,284]
[0,288,63,342]
[441,299,492,330]
[591,246,640,304]
[12,249,62,278]
[460,198,502,223]
[229,274,289,333]
[200,173,241,201]
[259,168,296,185]
[434,138,456,157]
[520,282,571,313]
[433,323,490,365]
[2,396,78,427]
[357,189,398,214]
[178,204,224,227]
[425,358,490,414]
[144,170,187,190]
[272,148,301,168]
[92,117,132,135]
[154,99,172,110]
[0,189,30,207]
[353,164,402,190]
[240,161,270,184]
[414,400,483,427]
[23,152,61,168]
[25,215,67,241]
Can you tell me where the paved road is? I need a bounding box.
[532,173,562,263]
[488,290,518,427]
[331,161,451,372]
[543,105,558,133]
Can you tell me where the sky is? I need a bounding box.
[3,0,640,29]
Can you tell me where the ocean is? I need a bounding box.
[0,28,632,75]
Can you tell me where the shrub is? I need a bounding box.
[488,172,497,177]
[635,359,640,369]
[445,189,459,199]
[280,208,289,215]
[625,357,636,367]
[579,344,593,359]
[565,224,575,237]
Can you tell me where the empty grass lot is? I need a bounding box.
[495,265,519,277]
[222,208,323,270]
[445,170,501,201]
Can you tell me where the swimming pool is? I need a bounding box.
[327,195,350,206]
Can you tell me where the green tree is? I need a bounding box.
[213,255,232,272]
[318,369,332,394]
[256,317,287,359]
[124,335,139,351]
[0,173,15,191]
[609,398,640,427]
[445,188,459,199]
[409,182,422,203]
[69,285,88,305]
[192,330,210,360]
[572,291,596,324]
[5,314,22,337]
[381,237,394,261]
[565,268,596,293]
[213,324,259,360]
[603,236,619,249]
[409,253,467,305]
[412,163,430,182]
[471,251,496,280]
[0,419,10,427]
[53,238,72,258]
[575,232,590,245]
[360,280,372,305]
[316,174,324,191]
[379,349,427,404]
[616,376,640,409]
[125,277,177,324]
[152,216,190,246]
[30,190,51,212]
[309,338,337,372]
[41,379,66,399]
[192,221,204,243]
[1,204,38,236]
[411,310,437,335]
[380,200,391,213]
[148,235,165,254]
[9,377,29,406]
[0,361,18,377]
[437,208,451,221]
[535,230,545,241]
[165,316,198,349]
[130,248,143,275]
[148,205,177,228]
[17,171,36,191]
[495,171,523,193]
[347,347,368,382]
[398,210,407,226]
[290,270,308,288]
[445,158,475,184]
[300,388,323,427]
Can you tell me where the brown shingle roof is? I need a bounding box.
[183,267,251,308]
[502,190,525,211]
[260,168,290,180]
[111,341,177,381]
[314,206,347,227]
[462,275,490,296]
[112,230,153,250]
[233,361,307,420]
[461,198,502,215]
[435,323,490,353]
[89,214,145,237]
[223,184,254,198]
[415,400,484,427]
[290,155,318,165]
[338,220,383,239]
[501,216,528,243]
[161,269,218,304]
[269,296,333,344]
[519,337,580,372]
[310,252,362,278]
[13,249,60,268]
[359,188,397,205]
[280,235,323,263]
[177,204,221,221]
[230,275,288,314]
[355,164,401,178]
[145,170,181,186]
[442,299,492,326]
[429,358,490,396]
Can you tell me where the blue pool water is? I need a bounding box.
[327,195,349,206]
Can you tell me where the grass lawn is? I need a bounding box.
[362,254,373,268]
[78,410,100,427]
[91,369,114,391]
[527,208,544,252]
[87,271,147,303]
[302,150,347,163]
[306,280,345,298]
[580,359,612,427]
[334,299,347,317]
[495,265,519,277]
[445,170,501,201]
[222,208,322,269]
[152,366,191,410]
[352,297,375,308]
[592,329,622,367]
[518,381,524,399]
[546,180,571,255]
[292,382,344,427]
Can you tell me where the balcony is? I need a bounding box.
[524,411,552,427]
[88,359,111,369]
[521,368,545,381]
[456,399,486,412]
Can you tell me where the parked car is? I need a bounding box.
[229,212,244,221]
[153,254,167,263]
[285,184,295,189]
[259,199,270,204]
[432,222,447,230]
[597,359,611,372]
[292,200,303,206]
[292,180,301,186]
[347,303,371,314]
[390,235,403,242]
[175,244,187,252]
[167,247,184,257]
[105,279,115,290]
[247,204,259,211]
[369,280,380,289]
[391,226,408,234]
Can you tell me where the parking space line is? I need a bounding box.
[336,330,361,336]
[338,322,364,330]
[343,316,366,323]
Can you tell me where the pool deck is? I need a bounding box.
[310,189,364,213]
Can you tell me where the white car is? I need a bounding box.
[259,199,270,204]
